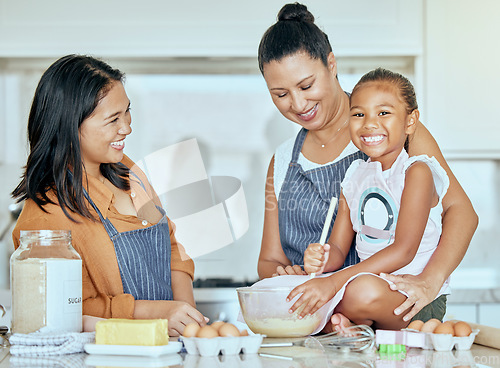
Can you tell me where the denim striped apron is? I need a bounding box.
[83,184,173,301]
[278,128,368,269]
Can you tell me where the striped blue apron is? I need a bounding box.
[278,128,368,269]
[83,180,173,301]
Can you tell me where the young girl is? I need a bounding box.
[286,68,450,330]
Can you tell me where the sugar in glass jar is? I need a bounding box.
[10,230,82,334]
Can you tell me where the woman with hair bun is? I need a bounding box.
[257,3,477,323]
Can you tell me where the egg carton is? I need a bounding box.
[182,352,262,368]
[179,334,265,357]
[376,329,479,352]
[426,329,480,351]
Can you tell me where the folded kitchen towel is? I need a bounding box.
[9,353,87,367]
[9,332,95,356]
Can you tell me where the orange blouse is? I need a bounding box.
[12,155,195,319]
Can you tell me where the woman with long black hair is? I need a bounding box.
[12,54,206,336]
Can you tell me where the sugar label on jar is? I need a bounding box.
[64,280,83,312]
[46,259,82,333]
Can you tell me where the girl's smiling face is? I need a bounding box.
[79,81,132,177]
[349,81,418,170]
[262,52,341,131]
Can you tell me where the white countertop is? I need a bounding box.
[1,341,499,368]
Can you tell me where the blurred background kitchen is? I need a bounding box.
[0,0,499,326]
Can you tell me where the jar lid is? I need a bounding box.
[20,230,71,239]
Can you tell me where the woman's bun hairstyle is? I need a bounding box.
[277,2,314,23]
[258,2,332,73]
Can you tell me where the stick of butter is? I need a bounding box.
[95,318,169,346]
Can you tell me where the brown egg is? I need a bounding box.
[443,320,456,328]
[454,321,472,337]
[434,321,454,335]
[240,329,249,336]
[196,325,219,338]
[218,323,240,337]
[421,318,442,333]
[406,320,424,331]
[210,321,225,332]
[183,322,201,337]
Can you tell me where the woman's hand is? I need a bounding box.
[304,243,330,275]
[272,264,307,277]
[286,278,337,318]
[82,315,105,332]
[163,301,208,336]
[134,300,208,337]
[380,273,441,322]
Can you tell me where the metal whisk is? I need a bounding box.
[304,324,375,352]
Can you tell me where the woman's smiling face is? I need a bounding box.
[262,52,340,131]
[79,81,132,176]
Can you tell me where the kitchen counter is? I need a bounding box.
[1,339,499,368]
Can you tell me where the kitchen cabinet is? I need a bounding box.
[423,0,500,156]
[445,303,479,324]
[479,304,500,328]
[0,0,422,58]
[445,302,500,327]
[446,296,500,328]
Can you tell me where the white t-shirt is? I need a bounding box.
[341,149,451,296]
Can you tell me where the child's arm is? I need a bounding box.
[304,193,355,274]
[347,162,438,274]
[289,162,437,317]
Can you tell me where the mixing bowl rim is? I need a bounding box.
[236,286,294,293]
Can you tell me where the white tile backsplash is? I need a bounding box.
[447,160,500,271]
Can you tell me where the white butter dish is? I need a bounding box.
[84,341,182,357]
[84,352,182,367]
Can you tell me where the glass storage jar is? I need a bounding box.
[10,230,82,334]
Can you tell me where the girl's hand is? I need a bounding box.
[286,278,337,318]
[272,264,307,277]
[380,273,440,322]
[304,243,330,275]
